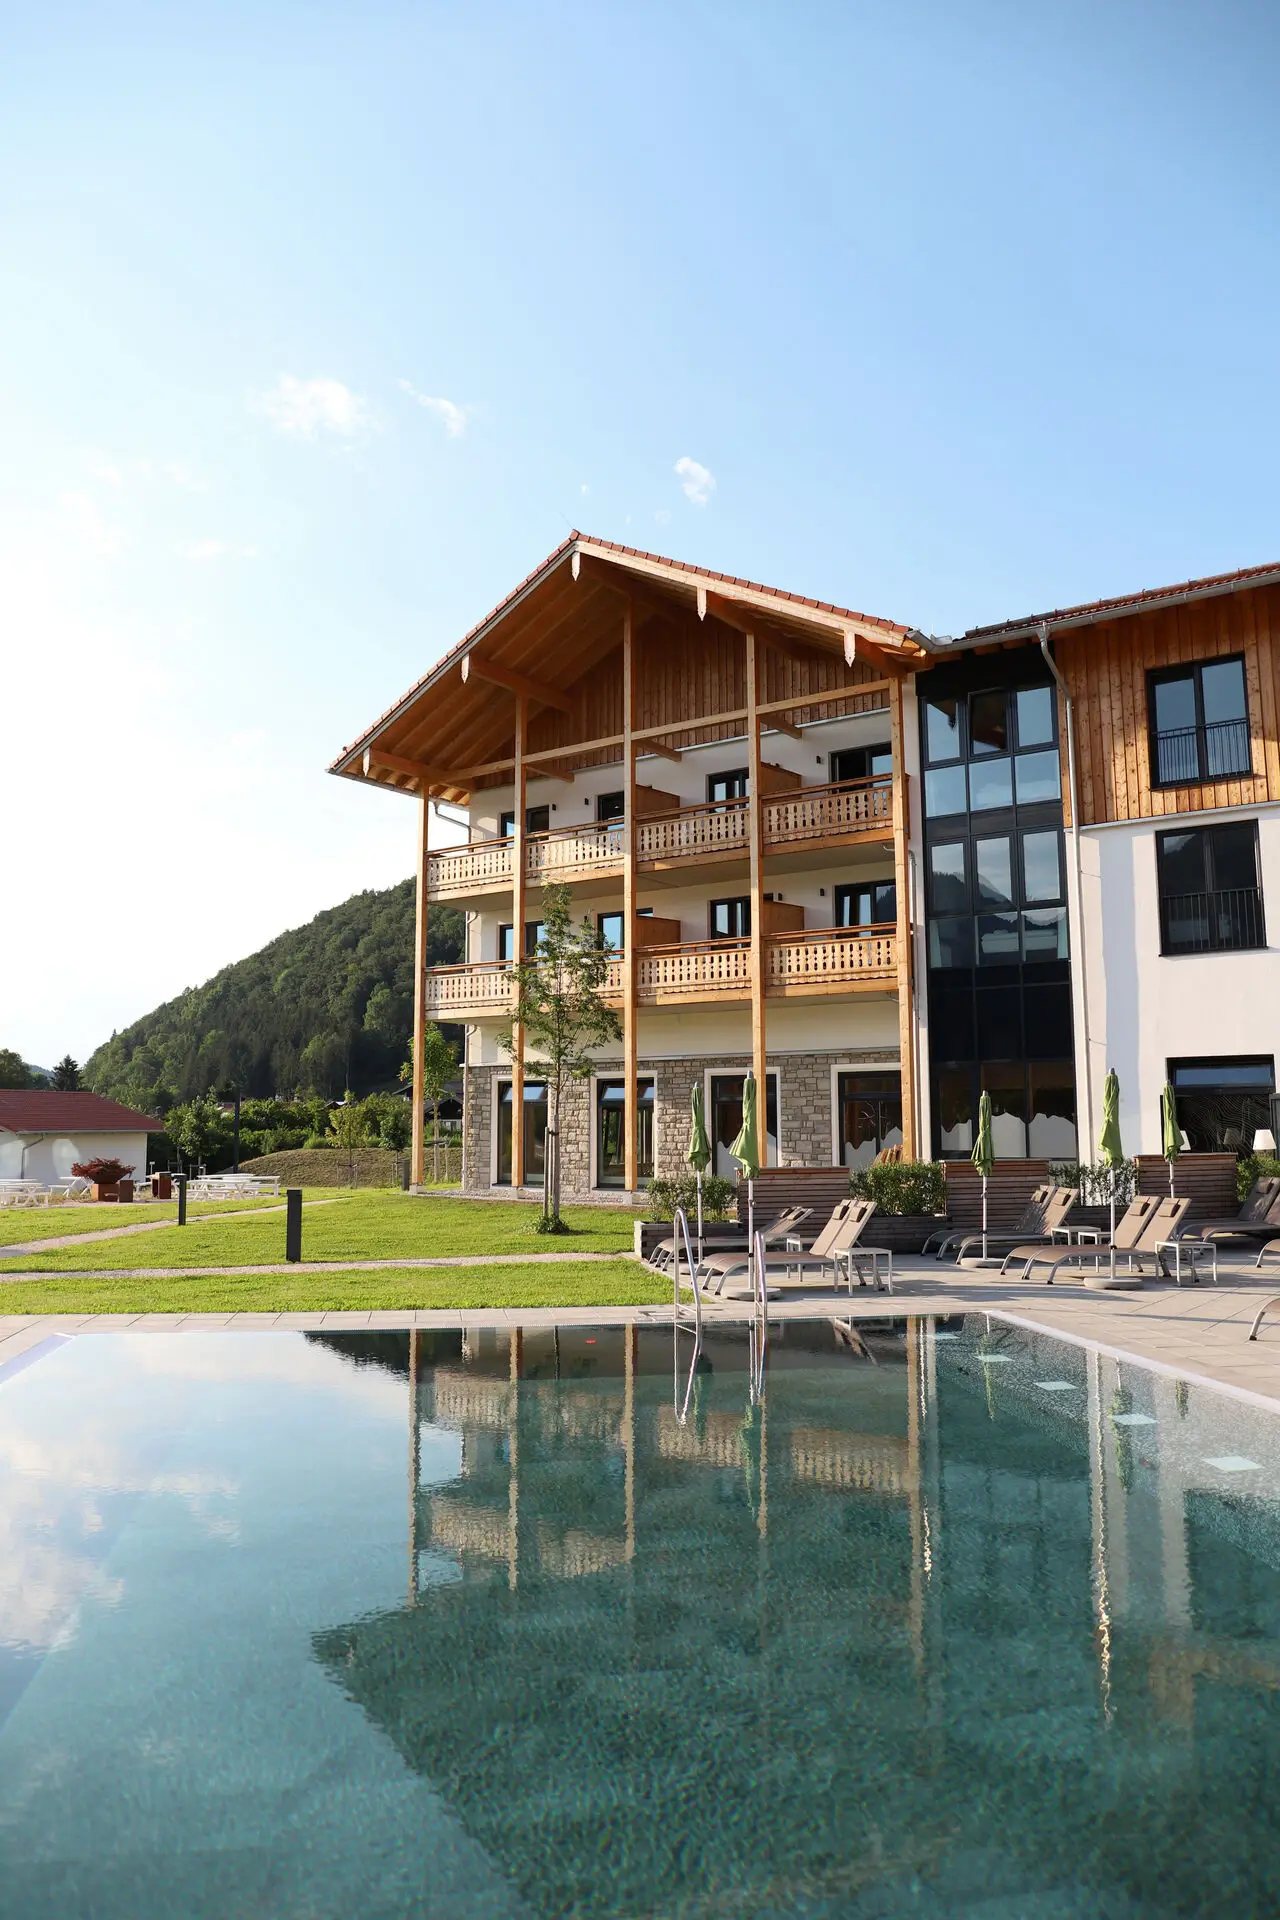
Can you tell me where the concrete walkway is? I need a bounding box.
[3,1254,1280,1412]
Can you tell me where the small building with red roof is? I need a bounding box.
[0,1091,164,1185]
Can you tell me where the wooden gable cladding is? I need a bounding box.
[1056,583,1280,827]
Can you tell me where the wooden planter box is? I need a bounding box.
[91,1183,119,1203]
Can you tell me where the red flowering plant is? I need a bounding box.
[70,1159,135,1186]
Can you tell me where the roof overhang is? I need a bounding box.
[922,562,1280,654]
[328,534,924,802]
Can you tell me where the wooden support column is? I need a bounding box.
[411,792,430,1187]
[623,603,639,1191]
[746,633,768,1125]
[511,697,527,1189]
[408,1326,420,1605]
[889,680,917,1157]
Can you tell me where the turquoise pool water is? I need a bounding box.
[2,1319,1280,1916]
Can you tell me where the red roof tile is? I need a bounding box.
[0,1091,164,1133]
[964,560,1280,640]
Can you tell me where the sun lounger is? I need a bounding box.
[699,1200,891,1295]
[1187,1180,1280,1244]
[923,1184,1051,1259]
[1000,1194,1167,1283]
[945,1185,1080,1264]
[649,1204,811,1273]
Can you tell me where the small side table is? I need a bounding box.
[1156,1238,1218,1286]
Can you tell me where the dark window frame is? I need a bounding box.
[497,921,546,962]
[707,768,750,804]
[834,879,897,929]
[1147,655,1252,789]
[596,791,625,823]
[709,896,751,939]
[830,744,893,786]
[1155,821,1266,956]
[499,804,551,838]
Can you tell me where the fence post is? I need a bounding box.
[286,1188,303,1263]
[176,1175,187,1227]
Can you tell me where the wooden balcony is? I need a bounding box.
[424,776,895,899]
[422,927,897,1015]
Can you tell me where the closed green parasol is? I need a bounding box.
[1161,1081,1181,1197]
[1099,1069,1124,1280]
[730,1073,761,1249]
[971,1089,995,1260]
[687,1083,712,1251]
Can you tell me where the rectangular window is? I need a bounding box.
[709,1073,778,1176]
[830,744,893,784]
[1156,822,1265,955]
[975,837,1014,907]
[1149,656,1251,786]
[929,841,968,913]
[835,880,896,928]
[1170,1055,1276,1153]
[595,1079,654,1187]
[496,1081,547,1187]
[499,805,551,837]
[709,897,751,938]
[968,758,1013,813]
[498,921,546,962]
[597,912,624,951]
[1015,685,1056,749]
[935,1066,974,1155]
[707,769,749,804]
[924,765,968,817]
[836,1072,903,1172]
[924,698,962,763]
[969,690,1009,757]
[596,791,625,823]
[1021,830,1063,903]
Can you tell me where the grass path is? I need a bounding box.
[0,1260,660,1315]
[0,1192,636,1273]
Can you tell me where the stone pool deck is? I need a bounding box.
[4,1253,1280,1410]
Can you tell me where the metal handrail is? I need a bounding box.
[1248,1296,1280,1341]
[672,1206,703,1424]
[748,1229,769,1404]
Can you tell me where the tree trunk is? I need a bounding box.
[551,1075,563,1224]
[432,1097,439,1183]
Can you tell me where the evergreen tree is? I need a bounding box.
[51,1055,82,1091]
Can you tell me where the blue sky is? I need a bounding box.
[4,0,1278,1065]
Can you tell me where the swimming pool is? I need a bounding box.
[2,1318,1279,1916]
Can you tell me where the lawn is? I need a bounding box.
[0,1197,286,1248]
[0,1261,663,1315]
[0,1192,638,1272]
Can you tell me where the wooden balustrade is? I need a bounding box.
[423,928,895,1012]
[424,776,895,898]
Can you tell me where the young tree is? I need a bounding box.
[402,1023,459,1183]
[51,1055,82,1091]
[499,882,620,1230]
[0,1049,41,1090]
[328,1092,370,1184]
[166,1092,227,1173]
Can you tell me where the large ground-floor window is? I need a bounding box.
[836,1072,903,1171]
[1170,1056,1276,1153]
[709,1073,779,1176]
[596,1079,655,1186]
[496,1081,547,1187]
[932,1060,1077,1159]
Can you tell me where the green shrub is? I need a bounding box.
[646,1174,736,1223]
[1049,1159,1137,1206]
[1236,1153,1280,1201]
[848,1159,947,1216]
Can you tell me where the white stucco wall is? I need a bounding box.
[0,1132,151,1183]
[1078,806,1280,1155]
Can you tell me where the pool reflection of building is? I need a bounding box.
[312,1322,1280,1916]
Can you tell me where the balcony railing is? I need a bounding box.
[1159,886,1266,956]
[422,927,897,1014]
[1153,719,1253,787]
[425,775,895,898]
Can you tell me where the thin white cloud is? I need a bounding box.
[398,378,468,437]
[675,456,716,506]
[654,508,672,525]
[80,449,205,491]
[176,538,257,562]
[260,375,373,439]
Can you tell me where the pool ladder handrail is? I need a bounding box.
[747,1229,769,1404]
[672,1207,703,1423]
[1248,1295,1280,1341]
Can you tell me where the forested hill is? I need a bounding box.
[86,881,463,1108]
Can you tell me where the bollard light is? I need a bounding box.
[176,1175,187,1227]
[285,1188,303,1264]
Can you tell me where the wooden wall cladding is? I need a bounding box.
[1055,584,1280,827]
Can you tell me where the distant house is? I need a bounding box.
[0,1091,164,1183]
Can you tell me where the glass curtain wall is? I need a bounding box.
[921,653,1077,1159]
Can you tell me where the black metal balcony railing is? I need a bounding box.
[1160,886,1266,956]
[1154,719,1252,786]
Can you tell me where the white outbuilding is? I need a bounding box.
[0,1091,163,1184]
